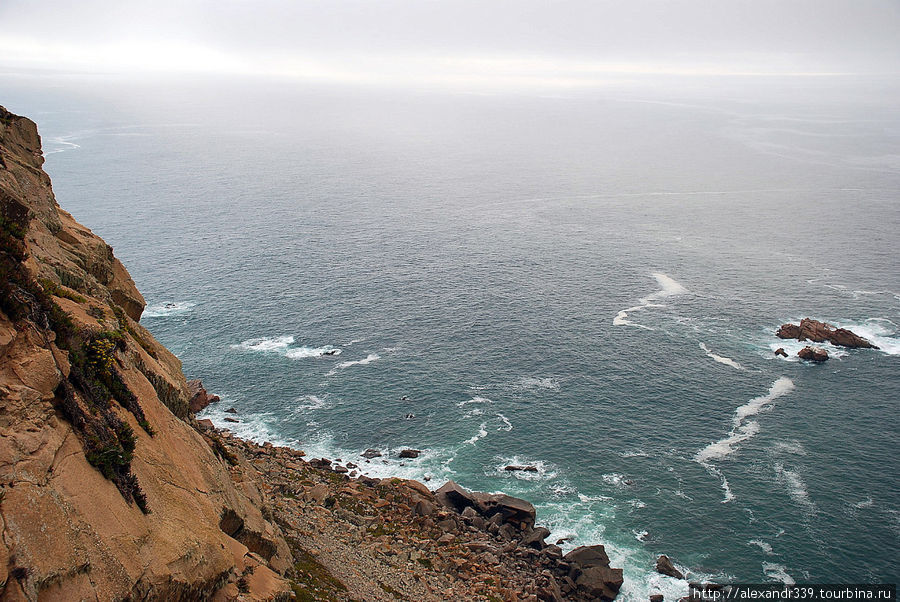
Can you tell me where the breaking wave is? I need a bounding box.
[142,301,196,318]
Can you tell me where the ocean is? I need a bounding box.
[3,72,898,599]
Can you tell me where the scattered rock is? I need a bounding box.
[399,449,421,459]
[223,417,240,423]
[197,418,215,431]
[361,449,382,459]
[333,465,348,474]
[225,407,238,414]
[521,527,550,550]
[777,318,878,349]
[774,348,788,357]
[565,545,611,569]
[798,346,829,362]
[656,555,684,580]
[322,349,339,356]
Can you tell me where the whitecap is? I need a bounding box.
[284,346,341,359]
[699,343,743,370]
[517,376,560,390]
[602,473,630,487]
[142,301,196,318]
[613,272,688,329]
[851,497,874,509]
[231,335,295,353]
[493,456,557,481]
[833,319,900,355]
[774,463,816,511]
[496,413,513,431]
[620,450,649,458]
[464,422,488,445]
[294,395,328,411]
[463,408,485,418]
[695,377,795,464]
[629,499,647,509]
[633,529,649,541]
[762,562,795,585]
[327,353,380,375]
[457,396,492,407]
[749,539,774,554]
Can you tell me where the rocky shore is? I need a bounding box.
[0,105,629,600]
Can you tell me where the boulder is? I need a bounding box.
[774,348,788,358]
[650,595,665,602]
[656,555,684,580]
[564,545,611,569]
[361,449,382,459]
[399,449,421,459]
[777,318,877,349]
[521,527,550,550]
[225,407,238,414]
[576,565,625,601]
[798,346,829,362]
[434,481,536,531]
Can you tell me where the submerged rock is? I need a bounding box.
[504,465,539,472]
[361,448,382,459]
[798,346,829,362]
[777,318,877,349]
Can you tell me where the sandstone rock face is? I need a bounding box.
[0,106,290,600]
[777,318,877,349]
[798,346,829,362]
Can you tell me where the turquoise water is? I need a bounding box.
[4,74,899,599]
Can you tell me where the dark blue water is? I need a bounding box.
[4,73,898,599]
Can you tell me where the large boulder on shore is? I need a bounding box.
[564,545,624,600]
[777,318,877,349]
[187,379,220,413]
[435,480,537,531]
[656,554,684,579]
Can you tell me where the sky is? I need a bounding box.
[1,0,898,88]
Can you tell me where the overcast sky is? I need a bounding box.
[1,0,898,87]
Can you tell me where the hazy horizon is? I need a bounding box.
[1,0,898,92]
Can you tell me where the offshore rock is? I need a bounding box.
[656,555,685,580]
[774,348,788,357]
[798,346,829,362]
[777,318,877,349]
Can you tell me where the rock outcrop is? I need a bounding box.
[188,378,220,413]
[777,318,877,349]
[0,106,291,600]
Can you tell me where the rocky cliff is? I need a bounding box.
[0,106,292,600]
[0,106,626,601]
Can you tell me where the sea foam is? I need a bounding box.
[696,377,794,464]
[614,272,687,329]
[699,343,743,370]
[143,301,196,318]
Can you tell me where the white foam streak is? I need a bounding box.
[496,413,513,431]
[285,346,341,359]
[457,396,492,407]
[696,378,794,502]
[613,272,687,329]
[328,353,380,374]
[762,563,796,585]
[464,422,488,445]
[775,463,815,511]
[699,343,743,370]
[232,335,295,352]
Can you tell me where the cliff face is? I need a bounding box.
[0,107,291,600]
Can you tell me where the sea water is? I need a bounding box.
[3,72,898,599]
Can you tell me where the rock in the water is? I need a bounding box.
[361,448,382,459]
[399,449,421,458]
[774,348,788,358]
[777,318,878,349]
[656,555,684,580]
[650,595,665,602]
[798,346,829,362]
[223,417,239,423]
[224,407,238,414]
[504,465,539,472]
